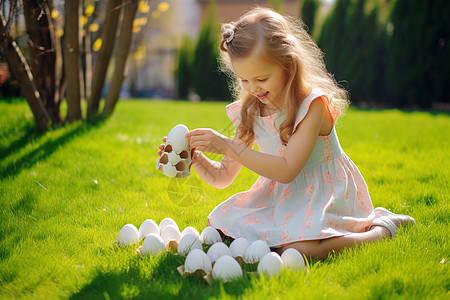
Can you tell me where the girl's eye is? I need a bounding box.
[258,79,267,82]
[241,79,248,83]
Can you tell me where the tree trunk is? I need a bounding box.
[103,0,138,116]
[0,12,51,132]
[22,0,61,125]
[83,27,92,102]
[88,0,123,119]
[63,0,82,122]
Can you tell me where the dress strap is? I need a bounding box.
[293,92,340,133]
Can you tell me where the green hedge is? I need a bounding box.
[318,0,449,108]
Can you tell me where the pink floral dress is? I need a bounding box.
[208,92,375,247]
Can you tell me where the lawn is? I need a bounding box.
[0,100,448,299]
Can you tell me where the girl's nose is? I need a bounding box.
[249,83,260,94]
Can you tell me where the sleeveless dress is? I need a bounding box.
[207,92,375,247]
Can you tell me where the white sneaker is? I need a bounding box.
[372,207,415,237]
[372,216,397,237]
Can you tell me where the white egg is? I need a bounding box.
[181,226,200,239]
[141,233,165,255]
[118,224,139,246]
[159,217,178,233]
[157,124,192,178]
[229,237,250,258]
[212,255,243,281]
[244,240,270,263]
[160,224,182,245]
[257,252,283,277]
[281,248,305,270]
[166,124,190,152]
[177,233,202,256]
[200,226,222,245]
[167,151,182,164]
[158,163,179,178]
[138,219,159,240]
[184,249,212,273]
[207,242,232,263]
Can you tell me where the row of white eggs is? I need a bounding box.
[183,244,305,281]
[118,217,221,248]
[118,218,306,281]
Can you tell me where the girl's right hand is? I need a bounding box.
[157,137,167,157]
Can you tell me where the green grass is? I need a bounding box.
[0,100,449,299]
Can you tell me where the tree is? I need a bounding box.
[63,0,82,122]
[387,0,450,108]
[87,0,123,118]
[301,0,320,36]
[192,3,230,101]
[103,0,139,115]
[318,0,388,105]
[0,0,157,131]
[176,36,194,100]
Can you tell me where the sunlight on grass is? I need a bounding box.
[0,100,448,299]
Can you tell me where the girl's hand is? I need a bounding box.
[186,129,231,156]
[190,148,202,166]
[157,136,167,157]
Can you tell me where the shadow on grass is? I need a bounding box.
[71,252,253,300]
[0,118,107,180]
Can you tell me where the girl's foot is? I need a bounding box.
[371,207,415,238]
[373,207,415,222]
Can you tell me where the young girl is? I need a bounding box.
[162,7,415,259]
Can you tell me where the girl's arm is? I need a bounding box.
[189,137,253,189]
[187,99,325,184]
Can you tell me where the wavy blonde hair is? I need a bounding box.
[219,7,349,146]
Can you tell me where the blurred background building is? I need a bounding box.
[124,0,308,99]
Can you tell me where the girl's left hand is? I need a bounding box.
[186,128,230,155]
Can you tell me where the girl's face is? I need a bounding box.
[231,49,287,112]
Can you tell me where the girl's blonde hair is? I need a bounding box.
[219,7,349,146]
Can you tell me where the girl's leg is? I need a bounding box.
[276,226,389,260]
[207,218,235,243]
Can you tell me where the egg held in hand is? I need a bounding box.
[156,124,192,178]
